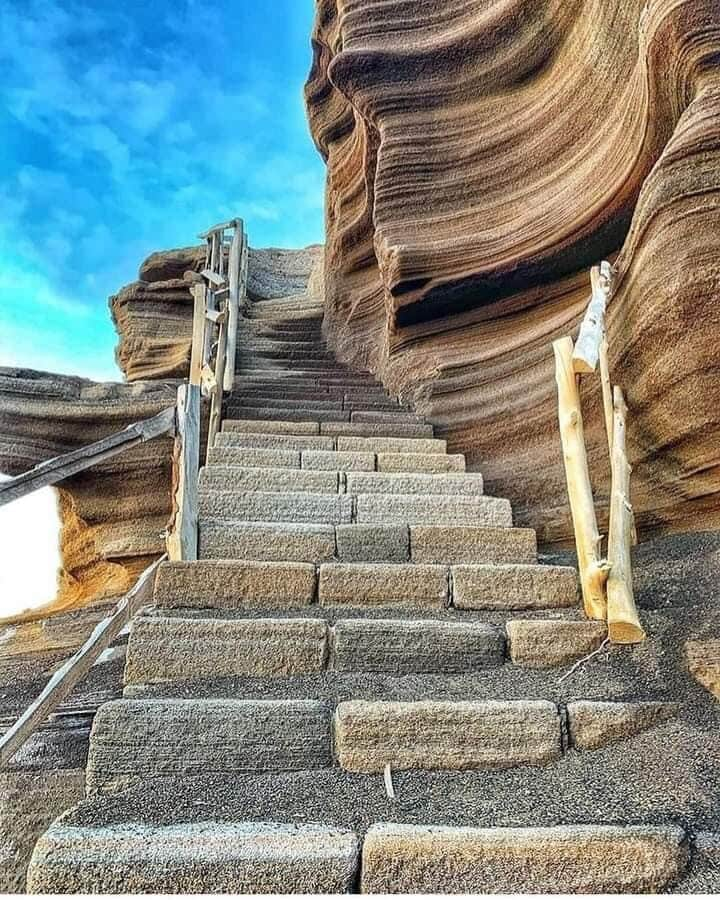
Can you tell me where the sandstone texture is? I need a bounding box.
[0,369,175,620]
[306,0,720,545]
[507,619,608,668]
[86,699,332,794]
[333,700,561,773]
[27,820,359,894]
[360,823,688,893]
[567,700,680,751]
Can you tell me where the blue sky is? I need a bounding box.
[0,0,324,381]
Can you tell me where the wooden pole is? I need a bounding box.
[599,333,614,453]
[606,386,645,643]
[553,336,609,620]
[223,222,243,392]
[0,557,163,768]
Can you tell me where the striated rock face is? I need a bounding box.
[0,368,176,620]
[306,0,720,545]
[111,244,324,382]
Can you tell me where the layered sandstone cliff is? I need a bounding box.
[306,0,720,545]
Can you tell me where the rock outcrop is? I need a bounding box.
[305,0,720,545]
[0,369,176,621]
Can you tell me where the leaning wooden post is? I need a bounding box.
[606,386,645,643]
[167,281,204,562]
[554,336,609,620]
[223,220,243,392]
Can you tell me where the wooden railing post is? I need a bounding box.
[606,386,645,643]
[223,220,243,392]
[553,335,609,620]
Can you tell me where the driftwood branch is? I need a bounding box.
[572,261,614,374]
[0,407,175,508]
[553,336,609,620]
[607,386,645,643]
[0,556,164,769]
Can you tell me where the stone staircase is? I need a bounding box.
[23,293,706,892]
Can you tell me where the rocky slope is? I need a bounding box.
[305,0,720,545]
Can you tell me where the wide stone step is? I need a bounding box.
[125,616,329,684]
[222,419,435,439]
[360,823,687,893]
[345,472,484,496]
[410,525,537,564]
[27,821,359,894]
[200,521,337,562]
[336,436,445,454]
[199,465,340,494]
[198,490,353,524]
[227,396,345,411]
[124,616,506,685]
[225,407,352,424]
[86,699,332,794]
[215,432,335,452]
[319,563,449,609]
[355,494,511,526]
[154,560,317,610]
[199,466,484,498]
[452,563,578,610]
[333,700,562,773]
[208,446,465,473]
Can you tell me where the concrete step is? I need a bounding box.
[154,560,317,610]
[222,419,435,439]
[28,821,359,894]
[225,407,352,424]
[452,563,579,610]
[410,525,536,564]
[361,823,687,893]
[227,396,345,411]
[199,521,337,562]
[125,616,330,684]
[350,410,426,424]
[198,521,537,565]
[198,490,353,524]
[319,563,449,609]
[206,446,301,468]
[355,494,511,527]
[333,699,562,773]
[345,472,484,496]
[215,431,447,455]
[124,616,507,686]
[199,466,484,498]
[199,465,340,494]
[85,699,332,794]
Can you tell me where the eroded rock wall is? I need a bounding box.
[306,0,720,545]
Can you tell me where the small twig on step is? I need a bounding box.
[384,763,396,800]
[558,637,611,684]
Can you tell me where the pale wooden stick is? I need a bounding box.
[0,556,163,768]
[553,336,609,620]
[607,386,645,643]
[599,333,614,453]
[207,316,228,459]
[223,222,243,392]
[572,262,614,374]
[166,384,200,562]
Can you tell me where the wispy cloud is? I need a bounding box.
[0,0,324,379]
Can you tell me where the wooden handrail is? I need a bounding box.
[553,261,644,644]
[0,406,176,508]
[0,556,164,769]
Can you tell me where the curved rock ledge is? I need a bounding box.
[306,0,720,544]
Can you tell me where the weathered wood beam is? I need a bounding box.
[572,261,614,374]
[166,384,200,562]
[197,218,240,240]
[201,268,227,288]
[553,336,609,620]
[607,386,645,643]
[223,222,244,392]
[0,407,175,508]
[0,556,163,769]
